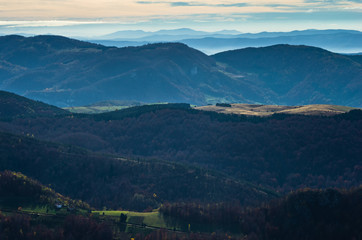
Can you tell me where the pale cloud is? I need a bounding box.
[0,0,300,20]
[134,0,362,14]
[0,20,105,27]
[0,0,361,34]
[1,0,360,20]
[137,1,249,7]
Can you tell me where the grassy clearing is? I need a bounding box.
[91,210,226,233]
[195,104,358,116]
[92,210,169,229]
[64,106,129,114]
[64,102,170,114]
[21,205,54,214]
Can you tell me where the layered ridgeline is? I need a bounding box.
[0,91,361,197]
[91,29,362,54]
[0,35,249,106]
[181,29,362,54]
[0,35,361,107]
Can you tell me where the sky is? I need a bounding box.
[0,0,361,37]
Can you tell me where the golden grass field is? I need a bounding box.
[195,104,357,116]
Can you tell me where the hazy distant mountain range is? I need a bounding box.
[98,28,242,40]
[0,35,361,107]
[88,28,362,54]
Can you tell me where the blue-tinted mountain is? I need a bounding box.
[234,29,361,38]
[0,35,256,106]
[0,35,362,107]
[100,30,150,39]
[92,29,362,54]
[89,40,148,48]
[97,28,241,41]
[213,44,362,107]
[182,31,362,54]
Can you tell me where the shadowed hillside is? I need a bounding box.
[0,90,68,119]
[160,187,362,240]
[0,131,275,211]
[0,92,361,194]
[0,170,90,211]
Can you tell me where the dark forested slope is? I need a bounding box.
[161,187,362,240]
[0,90,68,119]
[0,170,90,211]
[0,131,274,211]
[0,92,361,193]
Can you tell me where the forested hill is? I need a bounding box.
[0,35,249,106]
[160,187,362,240]
[0,90,68,119]
[0,131,275,211]
[212,44,362,107]
[0,91,361,195]
[0,170,90,211]
[0,35,361,107]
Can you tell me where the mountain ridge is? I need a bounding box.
[0,35,361,107]
[89,29,362,54]
[213,44,362,107]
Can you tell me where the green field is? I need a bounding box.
[93,210,170,229]
[91,209,241,235]
[64,100,175,114]
[64,106,129,114]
